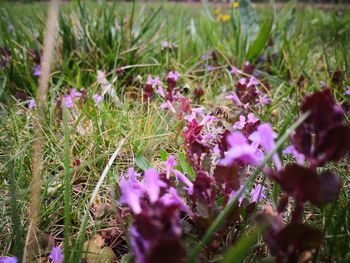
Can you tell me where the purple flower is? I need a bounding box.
[225,91,243,106]
[233,115,246,129]
[0,257,18,263]
[283,145,305,165]
[153,76,162,86]
[238,78,247,86]
[146,75,154,85]
[320,81,327,88]
[207,65,215,72]
[220,132,260,166]
[247,112,259,123]
[173,170,193,194]
[92,94,102,104]
[49,246,63,263]
[249,123,282,170]
[247,77,259,87]
[251,184,266,203]
[28,99,36,109]
[230,66,239,74]
[70,88,82,99]
[160,187,193,216]
[228,187,245,205]
[119,172,143,214]
[160,100,176,113]
[156,85,165,98]
[168,71,180,82]
[164,155,176,178]
[144,168,166,203]
[259,94,271,105]
[33,65,41,76]
[345,85,350,95]
[63,95,74,108]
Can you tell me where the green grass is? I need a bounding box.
[0,0,350,262]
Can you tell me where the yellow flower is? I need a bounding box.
[232,2,239,9]
[220,14,231,23]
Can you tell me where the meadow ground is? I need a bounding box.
[0,1,350,262]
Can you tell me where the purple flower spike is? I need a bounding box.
[249,123,282,170]
[33,65,41,76]
[70,88,82,99]
[119,175,143,214]
[251,184,266,203]
[0,257,18,263]
[283,145,305,165]
[63,95,74,108]
[28,99,36,109]
[144,168,165,203]
[49,246,63,263]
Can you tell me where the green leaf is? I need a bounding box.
[178,152,195,180]
[246,10,274,61]
[159,148,169,162]
[135,153,150,171]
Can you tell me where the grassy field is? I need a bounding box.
[1,1,350,262]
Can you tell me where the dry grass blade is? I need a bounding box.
[23,0,60,262]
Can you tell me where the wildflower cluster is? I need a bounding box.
[118,85,349,262]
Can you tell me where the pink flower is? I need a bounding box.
[282,145,305,165]
[49,246,63,263]
[161,100,176,113]
[63,95,74,108]
[250,184,266,203]
[247,112,259,123]
[233,115,246,129]
[220,132,260,166]
[119,175,143,214]
[144,168,166,203]
[249,123,282,170]
[93,94,102,104]
[146,75,154,85]
[70,88,82,99]
[168,71,180,81]
[230,66,239,74]
[173,170,193,194]
[225,92,243,106]
[156,86,165,98]
[33,65,41,76]
[28,99,36,109]
[247,77,259,87]
[238,78,247,86]
[160,187,193,216]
